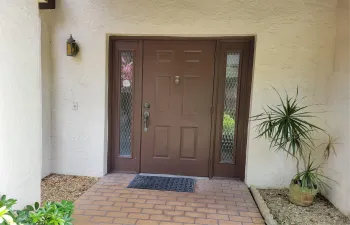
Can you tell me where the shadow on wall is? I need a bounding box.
[324,0,350,216]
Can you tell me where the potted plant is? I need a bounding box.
[251,88,337,206]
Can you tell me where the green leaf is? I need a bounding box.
[26,205,34,211]
[34,202,39,210]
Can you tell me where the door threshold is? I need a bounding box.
[139,173,209,180]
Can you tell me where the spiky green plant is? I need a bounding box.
[323,134,339,160]
[251,87,323,157]
[292,154,335,193]
[251,87,337,193]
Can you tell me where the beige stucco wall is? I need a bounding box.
[325,0,350,216]
[41,10,53,178]
[0,0,42,208]
[48,0,337,187]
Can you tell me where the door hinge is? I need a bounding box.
[211,106,215,114]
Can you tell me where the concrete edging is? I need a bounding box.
[250,186,279,225]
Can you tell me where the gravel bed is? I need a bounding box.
[41,174,99,204]
[259,188,350,225]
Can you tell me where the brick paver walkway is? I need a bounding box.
[73,173,264,225]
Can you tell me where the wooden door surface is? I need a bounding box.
[140,40,215,177]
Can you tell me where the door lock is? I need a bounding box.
[144,102,150,109]
[174,76,180,84]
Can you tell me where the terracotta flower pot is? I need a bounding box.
[288,182,318,206]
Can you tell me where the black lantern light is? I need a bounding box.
[66,34,79,57]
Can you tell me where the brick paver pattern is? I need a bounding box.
[73,173,264,225]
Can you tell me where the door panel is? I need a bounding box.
[180,127,197,159]
[153,126,170,157]
[155,76,172,112]
[141,41,215,177]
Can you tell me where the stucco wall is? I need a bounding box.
[49,0,337,186]
[41,10,53,178]
[325,0,350,216]
[0,0,42,208]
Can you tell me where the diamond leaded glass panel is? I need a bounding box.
[220,53,240,164]
[119,51,134,157]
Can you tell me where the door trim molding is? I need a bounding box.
[107,36,255,181]
[109,36,255,42]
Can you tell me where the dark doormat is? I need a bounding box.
[127,175,196,193]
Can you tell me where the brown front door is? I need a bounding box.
[108,37,255,180]
[140,41,215,177]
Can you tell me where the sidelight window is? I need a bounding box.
[119,51,134,157]
[220,53,240,164]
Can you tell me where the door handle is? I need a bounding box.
[143,111,150,131]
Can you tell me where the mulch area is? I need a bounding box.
[41,174,99,204]
[259,188,350,225]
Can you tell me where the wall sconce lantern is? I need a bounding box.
[66,34,79,57]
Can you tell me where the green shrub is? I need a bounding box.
[222,114,235,134]
[0,195,74,225]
